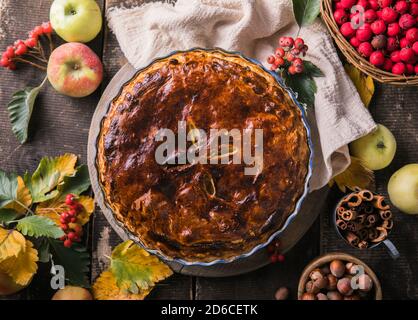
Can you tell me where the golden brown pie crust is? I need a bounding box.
[97,49,310,262]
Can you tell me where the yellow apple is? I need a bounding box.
[0,272,25,296]
[388,164,418,215]
[349,124,396,170]
[52,286,93,300]
[50,0,102,43]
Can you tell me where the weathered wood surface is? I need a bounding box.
[0,0,417,300]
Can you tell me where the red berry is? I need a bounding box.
[357,0,368,9]
[24,38,37,48]
[270,64,278,71]
[59,235,66,241]
[377,0,392,8]
[63,239,72,248]
[279,36,294,49]
[73,235,81,242]
[267,55,275,64]
[277,254,285,263]
[370,20,386,35]
[294,65,304,73]
[60,217,68,224]
[415,65,418,74]
[406,63,415,74]
[341,22,356,37]
[33,26,44,36]
[406,28,418,45]
[286,52,296,62]
[386,37,399,51]
[364,9,377,23]
[270,254,278,263]
[400,47,415,62]
[350,36,362,47]
[60,223,68,231]
[275,56,285,66]
[335,2,345,10]
[376,10,383,19]
[301,44,309,56]
[334,9,349,25]
[390,50,402,62]
[392,62,406,74]
[65,194,76,205]
[28,31,38,40]
[371,34,387,49]
[369,50,385,66]
[395,1,409,14]
[387,22,400,36]
[381,7,398,23]
[5,46,15,58]
[340,0,356,9]
[290,48,301,56]
[14,44,27,56]
[382,58,393,71]
[357,23,373,41]
[399,14,416,29]
[369,0,379,10]
[288,65,297,75]
[73,224,83,235]
[41,21,53,34]
[75,203,84,213]
[412,3,418,16]
[400,37,410,48]
[358,42,374,57]
[70,217,77,223]
[413,42,418,55]
[0,57,10,67]
[294,38,305,50]
[275,47,285,57]
[68,209,77,217]
[67,232,77,241]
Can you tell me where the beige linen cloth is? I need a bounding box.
[106,0,376,191]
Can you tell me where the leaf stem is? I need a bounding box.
[14,199,36,216]
[25,52,48,63]
[47,34,54,53]
[13,57,47,71]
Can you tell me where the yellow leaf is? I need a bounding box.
[344,64,375,108]
[329,156,375,193]
[4,176,32,215]
[92,270,151,300]
[0,227,26,262]
[0,239,38,286]
[36,195,95,227]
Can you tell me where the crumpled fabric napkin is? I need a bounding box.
[106,0,376,191]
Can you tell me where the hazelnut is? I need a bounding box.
[358,274,373,292]
[313,277,329,290]
[316,293,328,300]
[309,268,324,281]
[301,292,316,300]
[344,294,361,300]
[327,291,343,300]
[337,277,354,296]
[320,265,331,275]
[305,280,320,294]
[326,274,337,291]
[330,259,345,278]
[275,287,289,300]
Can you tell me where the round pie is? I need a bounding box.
[97,49,311,263]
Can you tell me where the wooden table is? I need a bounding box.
[1,0,417,300]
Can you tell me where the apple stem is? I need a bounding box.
[13,57,47,71]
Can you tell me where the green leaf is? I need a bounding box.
[7,77,47,144]
[48,239,90,287]
[56,165,91,201]
[0,170,18,208]
[32,237,51,263]
[292,0,320,27]
[16,215,64,239]
[285,72,317,108]
[0,208,19,224]
[304,61,325,78]
[24,153,78,203]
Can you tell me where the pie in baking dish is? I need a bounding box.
[97,49,310,262]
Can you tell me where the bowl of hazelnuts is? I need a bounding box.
[297,252,382,300]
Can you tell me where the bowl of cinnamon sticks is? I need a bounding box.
[334,189,399,259]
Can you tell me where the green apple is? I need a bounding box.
[388,164,418,215]
[349,124,396,170]
[50,0,102,43]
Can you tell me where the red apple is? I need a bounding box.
[47,42,103,98]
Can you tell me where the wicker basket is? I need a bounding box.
[321,0,418,86]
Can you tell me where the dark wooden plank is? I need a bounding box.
[0,0,105,300]
[320,84,418,300]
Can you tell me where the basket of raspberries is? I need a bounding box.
[321,0,418,85]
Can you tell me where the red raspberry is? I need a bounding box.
[364,9,377,23]
[63,239,72,248]
[341,22,356,37]
[369,50,385,66]
[294,38,305,50]
[381,7,398,23]
[25,38,38,48]
[390,50,402,62]
[382,58,393,71]
[340,0,356,9]
[371,34,387,49]
[267,55,275,64]
[399,14,416,29]
[371,20,386,34]
[0,56,10,67]
[65,193,76,205]
[369,0,379,10]
[413,41,418,55]
[400,47,415,62]
[386,37,399,51]
[387,22,400,36]
[406,28,418,45]
[358,42,374,57]
[377,0,392,8]
[395,1,409,14]
[15,44,27,56]
[275,56,285,66]
[41,21,53,34]
[392,62,406,74]
[350,36,362,47]
[275,47,285,57]
[400,37,410,48]
[412,3,418,16]
[405,63,415,74]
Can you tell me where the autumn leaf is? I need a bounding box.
[329,156,375,193]
[55,165,91,202]
[0,227,26,262]
[16,215,64,239]
[92,270,151,300]
[24,153,77,203]
[344,64,375,108]
[0,239,38,286]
